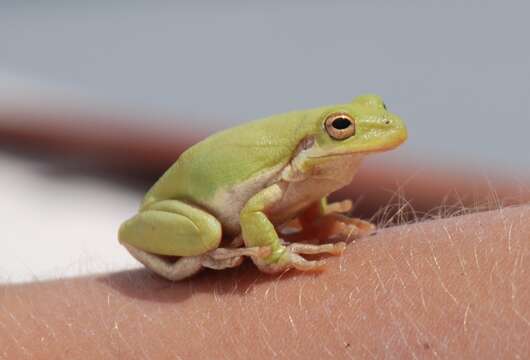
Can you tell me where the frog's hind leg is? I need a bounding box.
[119,199,274,280]
[287,241,346,255]
[119,199,225,257]
[253,241,346,274]
[201,245,271,270]
[125,243,270,279]
[123,243,271,281]
[119,199,225,280]
[123,243,204,281]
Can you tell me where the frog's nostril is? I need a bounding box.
[385,120,390,125]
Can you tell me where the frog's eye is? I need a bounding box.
[324,113,356,140]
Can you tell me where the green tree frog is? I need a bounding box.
[119,95,407,281]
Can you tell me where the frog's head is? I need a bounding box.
[305,94,407,159]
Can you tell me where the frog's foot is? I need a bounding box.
[124,243,204,281]
[123,243,271,281]
[202,245,271,270]
[279,200,353,233]
[279,198,375,244]
[281,213,375,244]
[324,199,353,214]
[252,241,346,274]
[319,213,376,241]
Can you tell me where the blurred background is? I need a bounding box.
[1,1,529,283]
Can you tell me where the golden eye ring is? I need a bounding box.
[324,113,355,140]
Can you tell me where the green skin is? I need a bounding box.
[119,94,408,280]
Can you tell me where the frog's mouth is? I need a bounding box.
[357,135,407,154]
[321,129,407,158]
[310,137,405,159]
[309,152,363,160]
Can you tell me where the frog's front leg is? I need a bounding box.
[240,184,345,274]
[282,197,376,243]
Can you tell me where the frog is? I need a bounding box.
[119,94,407,281]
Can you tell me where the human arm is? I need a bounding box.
[1,204,528,359]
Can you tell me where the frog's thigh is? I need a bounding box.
[119,200,222,257]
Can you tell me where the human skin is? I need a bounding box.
[1,204,528,359]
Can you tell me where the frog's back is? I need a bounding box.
[141,110,319,209]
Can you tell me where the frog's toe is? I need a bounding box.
[325,199,353,214]
[252,242,346,274]
[288,241,346,256]
[253,253,326,274]
[288,253,327,272]
[201,245,272,270]
[202,255,244,270]
[208,245,271,260]
[348,218,376,235]
[340,219,376,241]
[317,214,376,242]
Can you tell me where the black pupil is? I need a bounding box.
[332,117,351,130]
